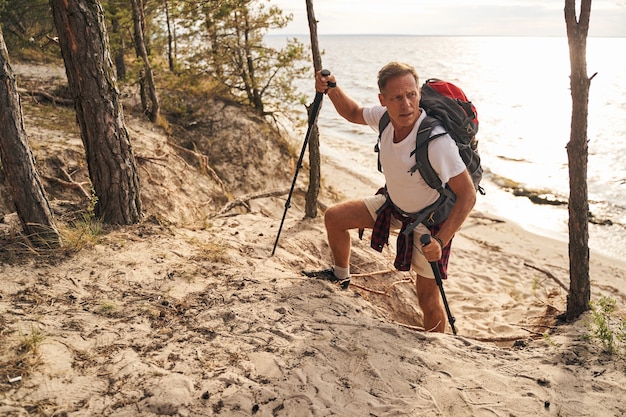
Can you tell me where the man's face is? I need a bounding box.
[378,74,421,131]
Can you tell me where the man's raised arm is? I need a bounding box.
[316,70,366,125]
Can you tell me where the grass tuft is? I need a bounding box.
[583,296,626,358]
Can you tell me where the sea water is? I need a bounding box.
[265,35,626,261]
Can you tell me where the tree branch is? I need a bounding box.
[42,169,91,200]
[524,262,569,291]
[18,88,73,106]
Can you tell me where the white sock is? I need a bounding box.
[333,265,350,280]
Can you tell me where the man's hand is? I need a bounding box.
[316,70,336,94]
[421,235,442,262]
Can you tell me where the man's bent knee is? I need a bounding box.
[325,200,373,231]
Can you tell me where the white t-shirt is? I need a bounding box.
[363,105,466,213]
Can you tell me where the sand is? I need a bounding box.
[1,64,626,417]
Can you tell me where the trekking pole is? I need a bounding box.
[420,234,457,335]
[271,69,332,256]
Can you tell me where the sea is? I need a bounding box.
[265,35,626,262]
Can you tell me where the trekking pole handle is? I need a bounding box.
[320,69,336,88]
[419,234,434,247]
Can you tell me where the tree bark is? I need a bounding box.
[242,10,263,114]
[111,15,127,81]
[304,0,322,218]
[163,0,175,72]
[564,0,592,320]
[50,0,142,225]
[130,0,160,122]
[0,27,60,248]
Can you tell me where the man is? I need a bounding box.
[305,62,476,333]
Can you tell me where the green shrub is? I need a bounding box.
[583,296,626,357]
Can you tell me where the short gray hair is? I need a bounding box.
[377,62,419,93]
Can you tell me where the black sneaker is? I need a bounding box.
[302,268,350,290]
[338,277,350,290]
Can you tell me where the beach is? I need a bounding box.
[2,63,626,416]
[265,35,626,261]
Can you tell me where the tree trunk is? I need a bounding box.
[163,0,175,72]
[304,0,322,218]
[242,11,263,114]
[203,8,223,79]
[0,27,60,248]
[130,0,160,122]
[111,15,126,81]
[564,0,592,320]
[50,0,142,225]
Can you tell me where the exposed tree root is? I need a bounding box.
[18,88,73,106]
[214,187,327,217]
[42,168,91,200]
[166,139,226,191]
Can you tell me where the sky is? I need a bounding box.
[266,0,626,37]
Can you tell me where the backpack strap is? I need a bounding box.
[376,112,452,194]
[408,116,449,195]
[382,186,456,232]
[375,111,391,173]
[375,112,457,227]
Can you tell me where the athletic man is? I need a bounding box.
[305,62,476,333]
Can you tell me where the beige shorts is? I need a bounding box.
[363,194,435,279]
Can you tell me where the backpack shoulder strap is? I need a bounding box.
[375,111,391,172]
[409,116,448,193]
[378,111,391,134]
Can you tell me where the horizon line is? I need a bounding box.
[266,33,625,39]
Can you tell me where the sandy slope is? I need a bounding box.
[1,63,626,417]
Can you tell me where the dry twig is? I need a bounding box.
[524,262,568,291]
[42,168,91,200]
[351,269,396,278]
[166,140,226,190]
[214,187,327,217]
[18,87,73,106]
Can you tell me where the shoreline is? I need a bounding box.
[474,176,626,265]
